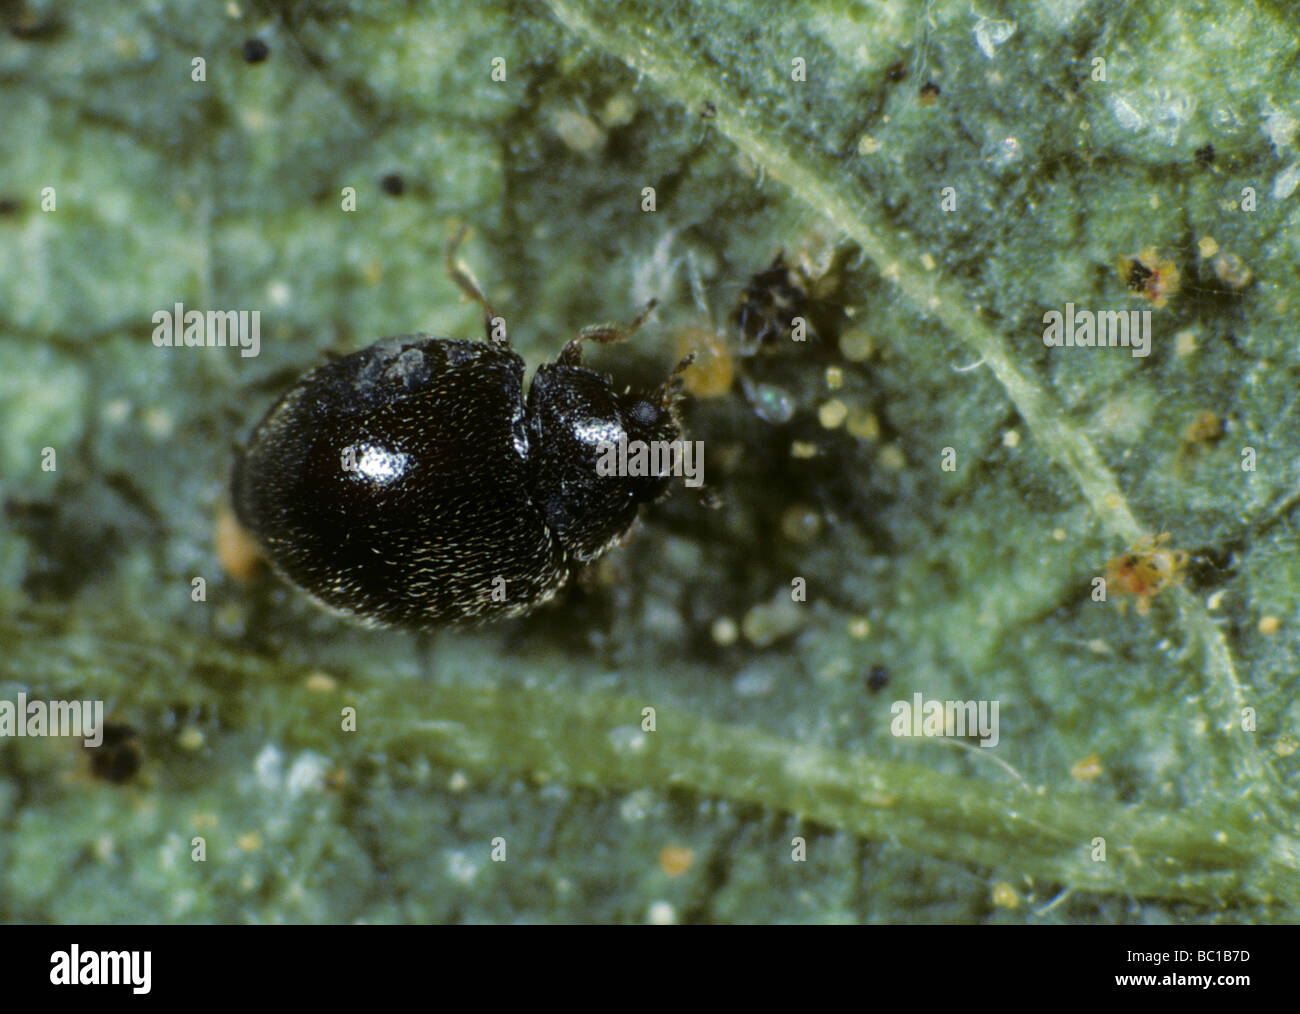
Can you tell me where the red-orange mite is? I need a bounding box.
[1105,533,1188,615]
[1118,246,1180,308]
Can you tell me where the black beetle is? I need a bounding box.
[232,230,693,628]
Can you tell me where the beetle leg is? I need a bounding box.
[445,225,504,346]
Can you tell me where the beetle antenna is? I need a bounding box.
[657,351,696,407]
[558,299,659,365]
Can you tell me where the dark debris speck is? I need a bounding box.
[242,38,270,64]
[88,723,143,784]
